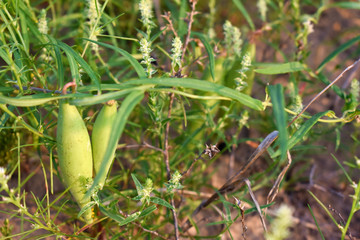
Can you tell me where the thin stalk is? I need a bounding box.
[163,92,179,240]
[288,57,360,127]
[341,181,359,240]
[0,104,54,141]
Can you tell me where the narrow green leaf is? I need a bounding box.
[99,205,125,222]
[271,111,330,158]
[0,93,90,107]
[82,38,146,78]
[254,62,304,74]
[150,27,167,43]
[19,10,29,53]
[316,35,360,72]
[206,220,230,226]
[308,191,340,228]
[192,32,215,81]
[244,202,274,214]
[118,212,140,226]
[307,204,326,240]
[0,46,12,66]
[331,154,353,184]
[116,206,157,226]
[268,84,288,161]
[78,201,96,218]
[329,2,360,9]
[86,91,144,198]
[0,105,13,133]
[150,197,174,209]
[131,173,144,193]
[18,1,44,44]
[178,0,188,36]
[138,205,157,217]
[232,0,255,30]
[287,111,330,149]
[0,87,14,93]
[70,85,150,106]
[62,43,81,84]
[123,78,263,110]
[317,73,345,99]
[55,40,101,91]
[133,195,142,201]
[48,37,65,88]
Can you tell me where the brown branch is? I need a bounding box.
[266,150,292,205]
[163,92,180,240]
[181,0,198,63]
[181,131,279,232]
[288,57,360,127]
[119,141,164,153]
[182,144,219,177]
[62,81,77,95]
[161,11,178,38]
[164,92,175,180]
[118,210,167,239]
[244,178,267,232]
[12,84,63,94]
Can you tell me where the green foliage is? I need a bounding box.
[0,0,359,239]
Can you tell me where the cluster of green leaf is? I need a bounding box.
[0,0,359,239]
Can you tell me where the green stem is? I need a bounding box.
[0,104,54,141]
[341,181,360,239]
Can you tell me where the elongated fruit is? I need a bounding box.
[92,100,117,188]
[57,100,93,223]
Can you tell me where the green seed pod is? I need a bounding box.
[92,100,117,188]
[57,100,93,223]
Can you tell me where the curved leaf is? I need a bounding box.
[254,62,304,74]
[232,0,255,30]
[0,93,91,107]
[271,111,330,158]
[288,111,330,149]
[316,35,360,73]
[150,197,174,209]
[70,85,150,106]
[329,2,360,9]
[82,38,146,78]
[86,90,144,198]
[192,32,215,81]
[54,39,101,91]
[269,84,288,161]
[123,78,263,110]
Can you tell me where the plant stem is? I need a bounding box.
[341,180,359,240]
[163,92,179,239]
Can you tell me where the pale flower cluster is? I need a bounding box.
[38,9,48,35]
[171,37,182,70]
[0,167,9,191]
[139,0,153,28]
[266,205,294,240]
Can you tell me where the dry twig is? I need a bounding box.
[267,150,292,205]
[181,130,279,232]
[244,179,267,232]
[181,0,198,63]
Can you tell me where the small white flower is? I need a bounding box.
[0,167,9,183]
[139,0,153,28]
[139,38,154,77]
[303,19,314,35]
[31,223,40,229]
[351,79,359,102]
[38,9,48,35]
[87,0,101,27]
[171,37,182,70]
[266,205,294,240]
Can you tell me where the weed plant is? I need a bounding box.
[0,0,359,239]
